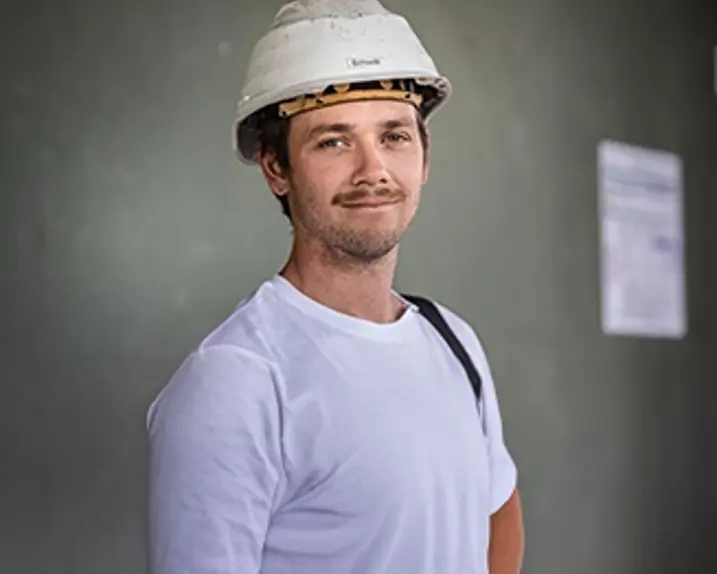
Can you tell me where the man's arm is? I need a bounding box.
[147,345,283,574]
[425,304,525,573]
[440,310,524,572]
[489,487,525,574]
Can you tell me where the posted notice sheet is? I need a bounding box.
[597,140,687,339]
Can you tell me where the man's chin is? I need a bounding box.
[333,236,402,265]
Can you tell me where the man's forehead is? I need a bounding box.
[292,100,419,137]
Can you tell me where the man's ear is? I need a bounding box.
[258,152,290,198]
[421,132,431,185]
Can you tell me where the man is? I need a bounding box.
[147,1,524,573]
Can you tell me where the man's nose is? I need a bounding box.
[350,139,389,187]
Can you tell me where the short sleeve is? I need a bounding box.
[437,305,519,514]
[475,345,519,513]
[146,344,284,574]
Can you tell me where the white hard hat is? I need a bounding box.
[233,0,452,164]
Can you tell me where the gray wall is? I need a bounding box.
[1,0,715,572]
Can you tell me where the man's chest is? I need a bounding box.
[273,339,490,514]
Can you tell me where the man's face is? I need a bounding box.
[267,99,429,265]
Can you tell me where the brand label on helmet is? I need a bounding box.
[346,56,383,69]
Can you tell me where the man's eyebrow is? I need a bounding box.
[304,116,417,141]
[306,123,355,141]
[380,117,415,130]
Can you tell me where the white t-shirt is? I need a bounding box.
[147,274,517,574]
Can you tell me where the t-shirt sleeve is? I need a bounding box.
[146,344,284,574]
[475,343,519,514]
[438,305,519,514]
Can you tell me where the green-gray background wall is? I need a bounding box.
[1,0,715,572]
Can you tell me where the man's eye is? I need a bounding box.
[385,132,410,143]
[317,138,344,149]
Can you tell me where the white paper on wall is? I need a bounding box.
[597,140,687,339]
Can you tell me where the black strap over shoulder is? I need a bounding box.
[401,294,483,405]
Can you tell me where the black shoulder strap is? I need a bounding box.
[401,294,483,405]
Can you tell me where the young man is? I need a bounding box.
[147,1,524,573]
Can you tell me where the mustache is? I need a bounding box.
[332,187,406,205]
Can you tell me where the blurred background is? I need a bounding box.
[1,0,716,572]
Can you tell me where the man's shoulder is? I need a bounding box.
[200,282,275,353]
[408,296,476,341]
[408,294,491,370]
[146,281,284,427]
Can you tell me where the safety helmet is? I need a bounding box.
[233,0,452,164]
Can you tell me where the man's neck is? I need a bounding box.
[280,241,404,325]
